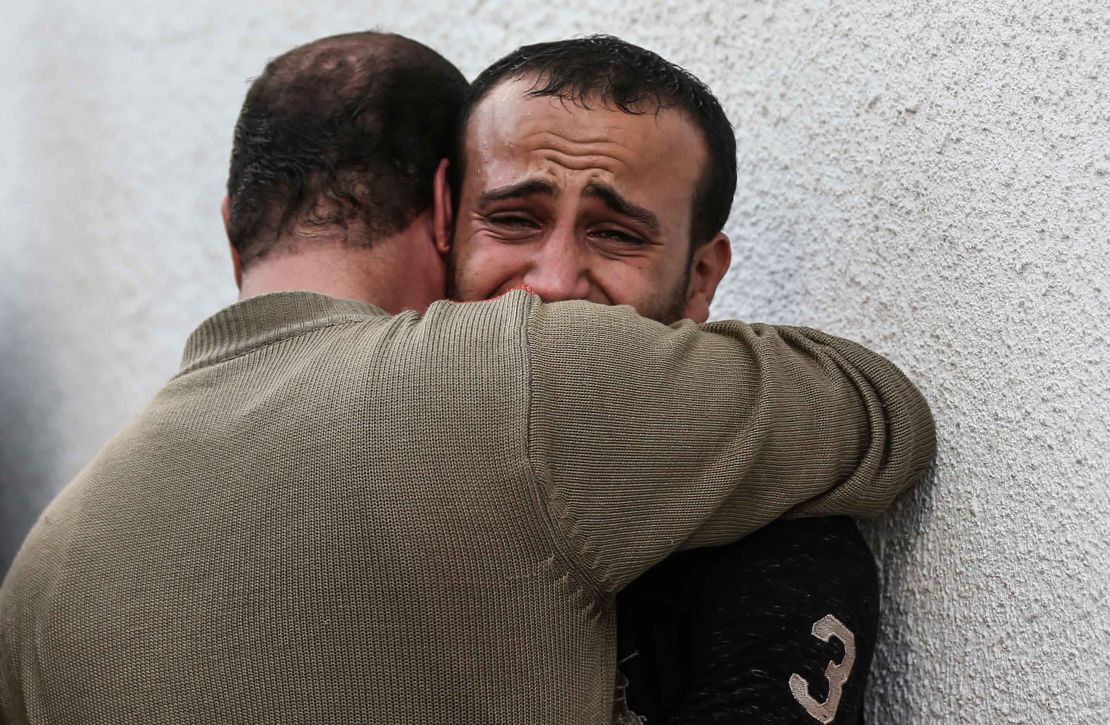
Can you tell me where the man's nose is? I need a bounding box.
[522,232,592,302]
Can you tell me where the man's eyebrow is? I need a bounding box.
[584,182,662,235]
[477,179,557,206]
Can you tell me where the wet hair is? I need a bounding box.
[226,31,467,266]
[454,35,736,248]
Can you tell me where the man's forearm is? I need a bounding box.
[524,298,935,593]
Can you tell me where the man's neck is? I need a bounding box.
[239,245,391,310]
[234,213,443,314]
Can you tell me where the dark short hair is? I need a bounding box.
[453,35,736,248]
[227,32,467,266]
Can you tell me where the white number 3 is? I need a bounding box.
[788,614,857,724]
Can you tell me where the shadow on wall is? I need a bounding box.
[858,464,940,721]
[0,12,117,578]
[0,308,63,578]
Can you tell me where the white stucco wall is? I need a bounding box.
[2,2,1106,721]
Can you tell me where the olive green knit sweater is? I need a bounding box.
[0,291,934,724]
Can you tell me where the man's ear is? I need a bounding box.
[433,158,453,256]
[683,233,732,323]
[221,197,243,289]
[221,195,232,236]
[230,245,243,290]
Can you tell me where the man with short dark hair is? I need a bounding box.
[0,32,933,724]
[224,31,466,310]
[443,36,891,723]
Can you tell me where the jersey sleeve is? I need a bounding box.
[524,298,935,595]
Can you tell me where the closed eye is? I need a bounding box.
[591,228,646,245]
[488,214,540,229]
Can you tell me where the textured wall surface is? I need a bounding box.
[2,1,1107,722]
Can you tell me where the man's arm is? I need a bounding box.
[620,517,880,724]
[523,297,934,595]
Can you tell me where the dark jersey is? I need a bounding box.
[618,516,879,724]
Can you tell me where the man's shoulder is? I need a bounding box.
[178,291,546,379]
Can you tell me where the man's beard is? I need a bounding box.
[445,243,692,326]
[651,260,692,326]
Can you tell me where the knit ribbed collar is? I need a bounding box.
[179,291,386,375]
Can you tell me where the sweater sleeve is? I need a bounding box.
[524,299,935,595]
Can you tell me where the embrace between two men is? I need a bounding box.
[0,32,935,724]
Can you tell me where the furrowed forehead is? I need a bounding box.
[462,74,688,156]
[465,82,703,175]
